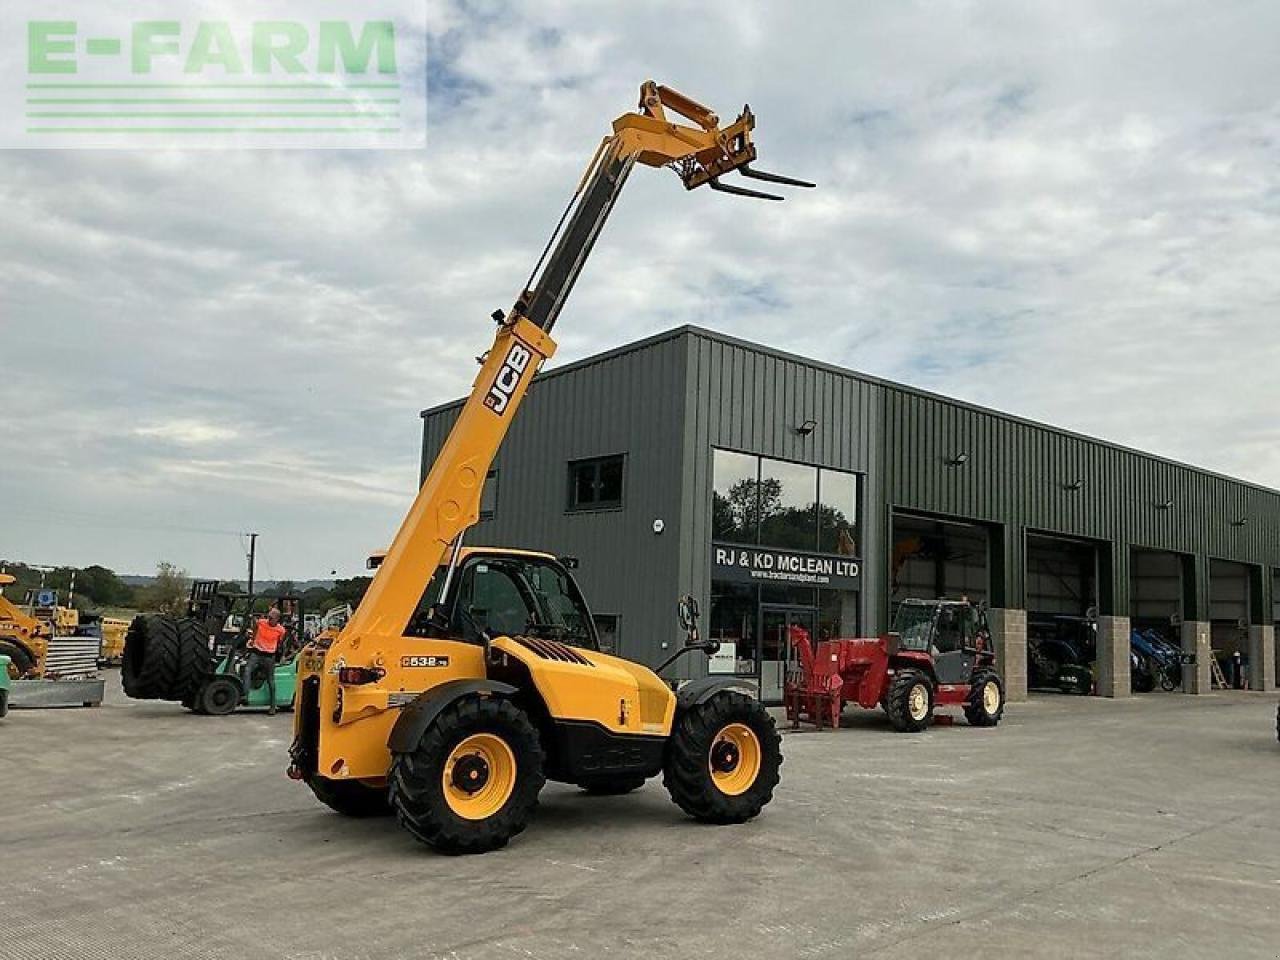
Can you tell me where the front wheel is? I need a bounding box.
[664,692,782,824]
[389,697,545,854]
[964,669,1005,727]
[885,670,934,732]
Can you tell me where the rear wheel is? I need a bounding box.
[664,692,782,824]
[576,774,647,795]
[306,776,392,818]
[389,697,545,854]
[885,670,934,732]
[964,669,1005,727]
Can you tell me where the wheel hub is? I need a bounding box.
[708,722,762,797]
[982,680,1000,713]
[710,740,740,774]
[450,754,491,794]
[908,684,928,720]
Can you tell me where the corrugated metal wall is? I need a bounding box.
[421,333,689,665]
[423,326,1280,667]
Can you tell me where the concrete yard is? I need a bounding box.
[3,674,1278,960]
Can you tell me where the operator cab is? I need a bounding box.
[891,598,989,686]
[408,550,600,651]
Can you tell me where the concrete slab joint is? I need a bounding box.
[1096,615,1131,698]
[1247,624,1275,692]
[988,607,1028,703]
[1181,621,1211,695]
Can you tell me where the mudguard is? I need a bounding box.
[675,676,757,713]
[386,678,517,754]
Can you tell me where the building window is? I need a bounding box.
[568,454,624,511]
[758,457,819,550]
[480,470,498,520]
[592,613,621,654]
[713,449,761,544]
[712,448,861,554]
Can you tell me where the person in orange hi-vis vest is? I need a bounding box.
[244,606,285,715]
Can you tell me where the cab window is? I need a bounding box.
[452,563,533,641]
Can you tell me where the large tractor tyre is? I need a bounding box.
[577,774,648,796]
[663,691,782,825]
[306,775,393,818]
[121,615,185,700]
[0,641,35,680]
[885,670,934,733]
[964,669,1005,727]
[389,697,546,854]
[173,617,215,702]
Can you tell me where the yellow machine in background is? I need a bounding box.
[291,81,810,853]
[0,575,50,679]
[98,618,129,665]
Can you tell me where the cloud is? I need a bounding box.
[1,0,1278,577]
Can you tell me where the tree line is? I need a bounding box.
[0,560,372,617]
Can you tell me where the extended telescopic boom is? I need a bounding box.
[342,81,812,644]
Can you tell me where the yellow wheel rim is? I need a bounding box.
[908,684,929,721]
[709,722,762,797]
[982,681,1000,713]
[442,733,516,820]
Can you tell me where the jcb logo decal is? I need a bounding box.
[483,341,533,416]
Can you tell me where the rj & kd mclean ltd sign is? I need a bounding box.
[712,543,861,589]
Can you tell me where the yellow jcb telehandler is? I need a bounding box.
[289,81,812,853]
[0,574,49,679]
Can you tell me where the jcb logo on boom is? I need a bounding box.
[483,341,533,416]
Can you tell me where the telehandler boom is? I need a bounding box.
[290,81,811,853]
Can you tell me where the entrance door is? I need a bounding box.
[760,606,816,703]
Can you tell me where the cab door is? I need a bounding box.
[931,605,974,685]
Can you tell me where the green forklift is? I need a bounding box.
[0,654,10,717]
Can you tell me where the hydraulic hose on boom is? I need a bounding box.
[340,80,812,648]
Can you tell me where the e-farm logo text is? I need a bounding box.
[3,1,427,148]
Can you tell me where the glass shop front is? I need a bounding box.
[707,449,863,702]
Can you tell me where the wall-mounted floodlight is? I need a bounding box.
[795,419,818,436]
[946,452,970,466]
[1231,517,1248,527]
[1063,479,1084,491]
[1157,499,1174,510]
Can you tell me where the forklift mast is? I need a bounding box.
[342,81,812,645]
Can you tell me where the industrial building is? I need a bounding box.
[421,326,1280,702]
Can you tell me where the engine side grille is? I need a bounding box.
[513,635,594,666]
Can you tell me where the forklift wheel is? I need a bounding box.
[198,676,241,716]
[885,670,934,732]
[576,775,647,795]
[664,691,782,824]
[389,696,546,854]
[964,669,1005,727]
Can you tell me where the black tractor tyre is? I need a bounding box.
[173,617,215,702]
[576,774,647,795]
[1275,704,1279,744]
[964,669,1005,727]
[121,615,185,700]
[663,691,782,825]
[198,676,241,716]
[885,670,935,732]
[0,641,35,680]
[306,775,393,818]
[389,696,545,854]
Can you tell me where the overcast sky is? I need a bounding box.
[2,0,1278,580]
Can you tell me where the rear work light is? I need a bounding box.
[337,666,385,685]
